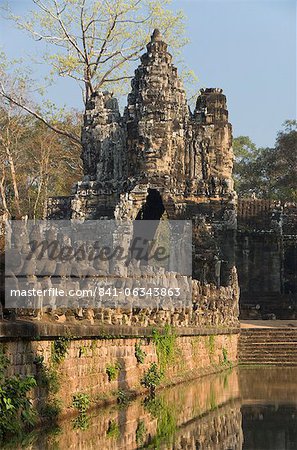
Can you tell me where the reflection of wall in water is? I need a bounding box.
[24,369,243,450]
[173,400,243,450]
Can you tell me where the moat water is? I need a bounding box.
[3,367,297,449]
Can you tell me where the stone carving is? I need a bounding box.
[48,29,235,222]
[46,29,239,327]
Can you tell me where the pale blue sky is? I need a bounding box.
[0,0,296,147]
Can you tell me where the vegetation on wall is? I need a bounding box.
[72,393,90,414]
[152,325,177,371]
[135,342,147,364]
[34,353,63,422]
[117,389,131,406]
[221,347,232,369]
[51,337,71,365]
[0,346,37,442]
[207,335,215,355]
[106,362,121,382]
[141,363,163,396]
[35,355,60,394]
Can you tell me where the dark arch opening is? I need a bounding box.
[131,189,165,264]
[135,189,165,221]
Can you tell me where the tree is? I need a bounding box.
[233,121,297,201]
[233,136,260,194]
[0,104,29,218]
[0,51,81,145]
[1,0,189,143]
[0,100,82,219]
[0,53,82,218]
[22,113,83,218]
[272,120,297,201]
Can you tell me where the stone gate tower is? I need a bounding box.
[48,29,238,293]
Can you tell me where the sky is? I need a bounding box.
[0,0,296,147]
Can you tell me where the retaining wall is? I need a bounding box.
[0,322,239,417]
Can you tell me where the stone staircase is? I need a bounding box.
[239,328,297,366]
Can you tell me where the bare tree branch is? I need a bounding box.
[97,47,144,89]
[91,12,118,80]
[0,87,81,145]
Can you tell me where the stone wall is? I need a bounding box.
[1,325,238,418]
[236,199,297,318]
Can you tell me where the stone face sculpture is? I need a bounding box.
[47,29,238,294]
[48,29,235,222]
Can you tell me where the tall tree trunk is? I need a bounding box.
[42,175,49,220]
[0,169,9,216]
[6,148,21,218]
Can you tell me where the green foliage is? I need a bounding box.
[208,335,215,355]
[135,342,146,364]
[0,374,37,442]
[106,362,121,382]
[51,337,70,365]
[233,121,297,201]
[222,347,232,368]
[117,389,130,406]
[72,393,90,414]
[152,325,177,370]
[222,347,228,363]
[141,363,163,395]
[144,396,177,448]
[72,393,91,431]
[106,420,120,440]
[34,356,62,426]
[40,399,61,420]
[35,356,60,394]
[233,135,261,194]
[233,135,259,161]
[90,340,97,351]
[136,419,147,446]
[72,413,90,431]
[0,346,37,442]
[0,346,9,380]
[208,386,217,411]
[33,354,44,366]
[5,0,191,101]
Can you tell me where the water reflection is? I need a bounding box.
[3,367,297,449]
[242,405,297,450]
